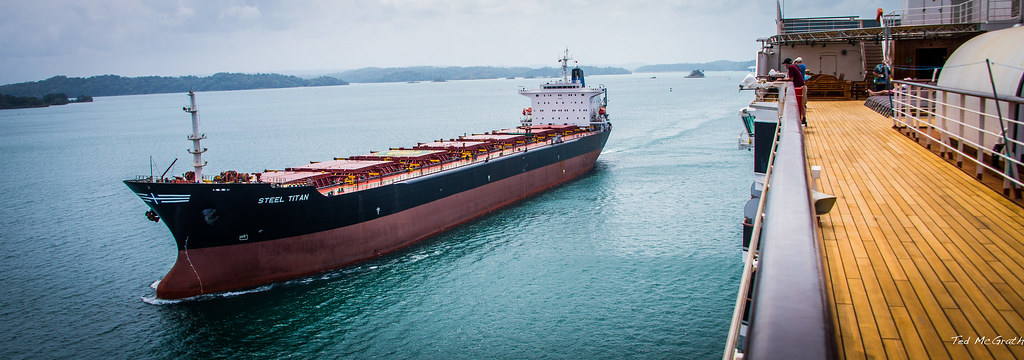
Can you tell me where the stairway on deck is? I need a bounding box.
[862,42,884,82]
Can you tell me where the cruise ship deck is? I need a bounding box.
[805,101,1024,359]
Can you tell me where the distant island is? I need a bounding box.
[634,60,755,73]
[329,66,631,83]
[0,60,756,104]
[0,93,92,110]
[0,73,349,99]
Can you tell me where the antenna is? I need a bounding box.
[184,90,207,183]
[560,48,572,83]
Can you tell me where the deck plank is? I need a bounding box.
[882,338,909,360]
[855,249,900,339]
[890,305,929,360]
[804,101,1024,359]
[837,303,867,360]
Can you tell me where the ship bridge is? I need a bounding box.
[519,86,604,128]
[540,83,584,90]
[519,50,607,128]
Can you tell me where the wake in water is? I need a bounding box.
[141,280,276,305]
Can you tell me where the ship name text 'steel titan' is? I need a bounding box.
[257,194,310,204]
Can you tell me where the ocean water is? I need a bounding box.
[0,72,752,359]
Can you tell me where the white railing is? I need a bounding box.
[780,16,862,34]
[885,0,1020,27]
[890,78,1024,194]
[989,0,1023,20]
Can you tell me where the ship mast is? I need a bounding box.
[560,48,572,83]
[184,90,207,182]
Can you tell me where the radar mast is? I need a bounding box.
[184,90,207,182]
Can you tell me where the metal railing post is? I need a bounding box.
[928,89,937,149]
[941,90,949,158]
[958,93,967,167]
[893,88,903,128]
[916,87,923,138]
[978,100,987,179]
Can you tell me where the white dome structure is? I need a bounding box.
[937,25,1024,96]
[935,26,1024,151]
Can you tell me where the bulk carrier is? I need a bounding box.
[125,52,611,299]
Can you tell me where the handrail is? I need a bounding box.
[722,90,783,360]
[749,84,835,360]
[890,79,1024,193]
[780,17,863,34]
[893,79,1024,103]
[724,83,836,360]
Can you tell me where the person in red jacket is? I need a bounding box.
[783,58,807,126]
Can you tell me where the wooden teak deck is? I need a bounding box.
[803,101,1024,359]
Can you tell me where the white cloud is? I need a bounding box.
[221,5,261,20]
[177,6,196,18]
[0,0,906,84]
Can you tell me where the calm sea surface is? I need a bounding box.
[0,72,752,359]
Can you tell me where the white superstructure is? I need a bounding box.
[519,49,609,129]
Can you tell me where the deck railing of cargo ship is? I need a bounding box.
[887,79,1024,196]
[131,174,218,183]
[133,130,596,188]
[312,130,594,194]
[723,83,835,360]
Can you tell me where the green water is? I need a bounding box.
[0,72,752,358]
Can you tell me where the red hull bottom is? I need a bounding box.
[156,149,602,299]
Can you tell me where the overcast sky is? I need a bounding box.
[0,0,902,84]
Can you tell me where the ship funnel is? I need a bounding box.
[572,67,585,87]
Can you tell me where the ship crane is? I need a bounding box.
[184,90,207,182]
